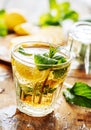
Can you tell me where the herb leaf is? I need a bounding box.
[49,0,57,9]
[43,85,57,94]
[18,47,32,56]
[63,89,91,108]
[49,46,59,58]
[34,54,57,70]
[53,55,67,63]
[70,82,91,99]
[34,45,67,71]
[63,82,91,108]
[0,9,8,37]
[39,1,79,26]
[53,67,68,78]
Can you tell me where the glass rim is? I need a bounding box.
[69,21,91,31]
[11,41,72,67]
[69,21,91,35]
[69,21,91,43]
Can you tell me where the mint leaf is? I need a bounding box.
[19,83,33,94]
[34,46,67,71]
[49,0,57,9]
[39,13,60,26]
[43,53,49,57]
[34,54,57,70]
[53,66,68,78]
[53,55,67,63]
[63,89,91,108]
[63,82,91,108]
[43,46,60,58]
[62,10,79,22]
[39,1,79,26]
[43,85,57,94]
[49,46,59,58]
[59,2,70,12]
[18,47,32,56]
[48,87,57,93]
[70,82,91,99]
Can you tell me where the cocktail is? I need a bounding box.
[11,41,71,117]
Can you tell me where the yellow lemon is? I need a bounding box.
[4,9,27,31]
[14,59,49,82]
[14,23,29,35]
[14,22,40,35]
[15,60,33,80]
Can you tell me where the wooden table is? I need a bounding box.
[0,37,91,130]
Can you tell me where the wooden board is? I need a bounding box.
[0,68,91,130]
[0,26,66,63]
[0,34,91,130]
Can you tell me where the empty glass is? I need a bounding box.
[67,21,91,74]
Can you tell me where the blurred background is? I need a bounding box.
[0,0,91,23]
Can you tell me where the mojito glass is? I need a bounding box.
[11,42,71,117]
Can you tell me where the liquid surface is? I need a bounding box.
[12,45,70,110]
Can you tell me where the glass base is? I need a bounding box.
[17,100,54,117]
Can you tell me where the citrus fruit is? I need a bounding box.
[14,59,49,82]
[14,23,29,35]
[4,9,27,31]
[14,22,40,35]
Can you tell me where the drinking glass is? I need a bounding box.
[11,41,71,117]
[67,21,91,74]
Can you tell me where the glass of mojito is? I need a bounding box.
[11,41,71,117]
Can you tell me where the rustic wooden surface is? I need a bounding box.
[0,35,91,130]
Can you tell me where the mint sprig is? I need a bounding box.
[49,45,59,58]
[34,45,67,103]
[63,89,91,108]
[34,54,58,70]
[63,82,91,108]
[18,45,68,104]
[34,45,67,70]
[39,1,79,26]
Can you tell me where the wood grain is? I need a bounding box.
[0,35,91,130]
[0,66,91,130]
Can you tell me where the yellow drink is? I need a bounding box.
[11,42,71,117]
